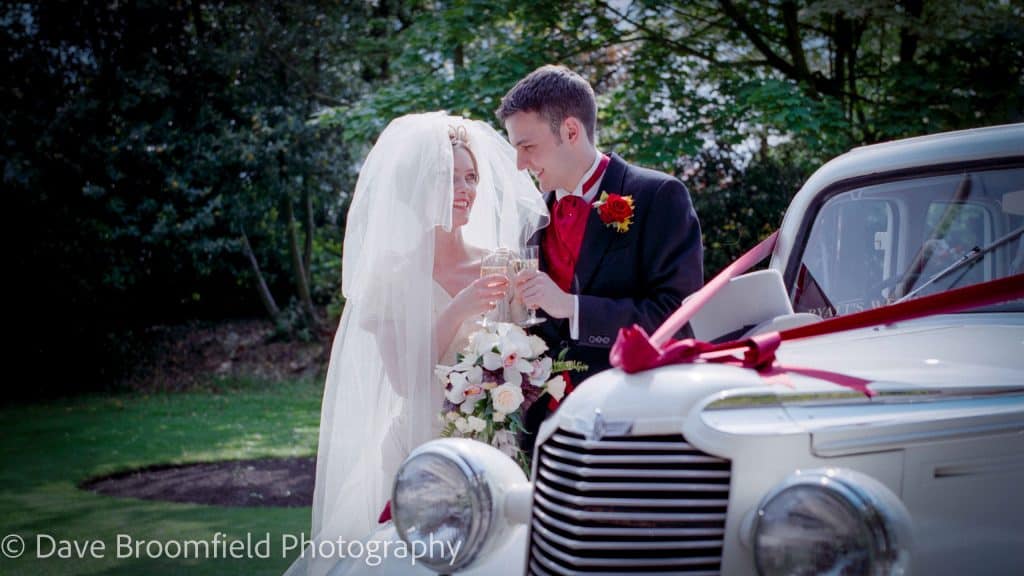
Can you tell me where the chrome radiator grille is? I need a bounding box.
[527,428,731,575]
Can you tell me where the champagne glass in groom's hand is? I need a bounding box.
[513,246,545,326]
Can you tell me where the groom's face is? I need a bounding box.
[505,111,575,193]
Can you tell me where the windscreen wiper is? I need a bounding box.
[896,224,1024,303]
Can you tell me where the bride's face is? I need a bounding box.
[452,146,478,228]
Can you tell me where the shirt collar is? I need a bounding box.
[555,149,604,203]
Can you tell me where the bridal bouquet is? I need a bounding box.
[436,322,569,475]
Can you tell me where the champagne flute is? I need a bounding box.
[478,248,511,326]
[517,245,545,326]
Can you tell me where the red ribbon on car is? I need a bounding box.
[610,232,1024,397]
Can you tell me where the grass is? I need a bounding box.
[0,376,323,575]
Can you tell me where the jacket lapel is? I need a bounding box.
[572,154,627,293]
[533,191,555,272]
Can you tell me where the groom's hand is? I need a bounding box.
[515,270,573,319]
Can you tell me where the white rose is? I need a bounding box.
[491,382,525,414]
[545,374,567,402]
[444,411,460,423]
[492,411,506,422]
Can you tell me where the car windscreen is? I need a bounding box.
[792,166,1024,318]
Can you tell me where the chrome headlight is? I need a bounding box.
[392,438,528,573]
[753,468,912,576]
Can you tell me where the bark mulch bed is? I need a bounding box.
[81,457,315,508]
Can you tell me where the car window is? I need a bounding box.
[793,166,1024,318]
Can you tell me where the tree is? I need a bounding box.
[323,0,1021,276]
[4,1,379,392]
[6,1,1018,395]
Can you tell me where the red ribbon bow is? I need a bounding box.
[611,230,1024,397]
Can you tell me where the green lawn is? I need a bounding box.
[0,377,323,575]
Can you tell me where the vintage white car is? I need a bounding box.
[336,123,1024,575]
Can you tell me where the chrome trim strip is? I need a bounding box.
[541,443,725,465]
[534,491,727,523]
[530,549,721,576]
[812,410,1024,456]
[548,431,698,452]
[530,550,572,576]
[534,480,729,508]
[539,454,731,479]
[531,519,724,551]
[537,466,730,493]
[703,386,1024,411]
[532,533,723,568]
[528,557,558,576]
[532,506,726,538]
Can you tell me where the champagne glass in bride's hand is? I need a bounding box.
[515,245,545,326]
[478,248,512,326]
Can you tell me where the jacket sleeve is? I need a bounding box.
[577,178,703,347]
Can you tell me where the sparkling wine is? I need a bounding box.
[480,265,508,277]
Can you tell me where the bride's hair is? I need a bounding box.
[448,124,479,174]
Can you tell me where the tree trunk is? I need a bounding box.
[240,228,281,321]
[302,181,314,287]
[781,1,809,79]
[285,197,322,331]
[899,0,924,65]
[833,13,850,107]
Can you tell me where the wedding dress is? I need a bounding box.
[434,280,480,366]
[384,281,476,469]
[283,112,547,576]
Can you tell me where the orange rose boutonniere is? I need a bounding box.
[594,191,634,233]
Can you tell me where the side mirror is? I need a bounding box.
[686,269,795,342]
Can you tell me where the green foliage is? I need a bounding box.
[686,145,808,277]
[7,1,363,390]
[7,0,1019,393]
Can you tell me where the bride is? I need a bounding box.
[284,112,547,576]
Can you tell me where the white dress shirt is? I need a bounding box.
[553,149,605,340]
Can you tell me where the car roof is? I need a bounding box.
[770,122,1024,273]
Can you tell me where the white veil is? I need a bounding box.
[284,111,547,576]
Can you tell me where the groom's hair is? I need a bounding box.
[497,65,596,144]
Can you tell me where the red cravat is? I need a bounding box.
[545,195,589,292]
[543,155,610,292]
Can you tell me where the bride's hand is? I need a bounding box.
[454,274,509,318]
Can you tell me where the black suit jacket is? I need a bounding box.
[522,153,703,452]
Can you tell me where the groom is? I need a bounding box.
[500,65,703,454]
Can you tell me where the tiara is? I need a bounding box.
[448,124,470,146]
